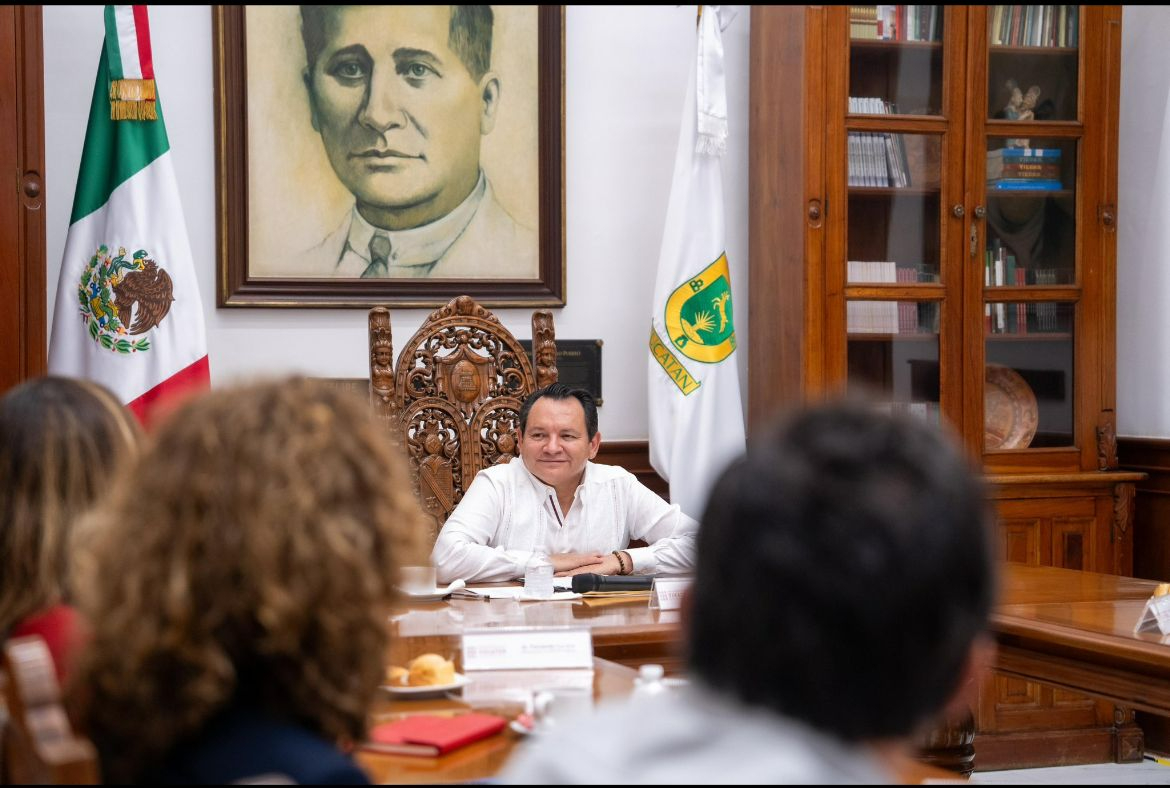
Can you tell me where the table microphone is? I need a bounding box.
[571,573,655,593]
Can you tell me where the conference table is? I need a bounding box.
[361,656,639,784]
[363,590,676,785]
[992,565,1170,716]
[362,566,1170,783]
[383,589,683,674]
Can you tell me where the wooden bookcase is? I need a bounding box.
[749,4,1142,770]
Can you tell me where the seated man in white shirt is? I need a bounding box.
[431,384,697,584]
[504,401,995,784]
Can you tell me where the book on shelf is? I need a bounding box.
[990,4,1077,48]
[851,6,879,41]
[847,131,890,187]
[846,261,898,334]
[878,400,941,424]
[983,242,1035,334]
[860,5,941,42]
[1015,267,1027,334]
[364,713,507,757]
[1028,268,1063,333]
[987,147,1061,162]
[850,7,879,41]
[896,265,918,333]
[846,98,913,189]
[988,178,1063,191]
[986,160,1061,180]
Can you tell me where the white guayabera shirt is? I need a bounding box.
[503,685,891,785]
[431,460,698,584]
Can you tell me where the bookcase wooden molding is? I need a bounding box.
[749,4,1132,771]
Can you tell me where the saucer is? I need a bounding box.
[381,673,471,697]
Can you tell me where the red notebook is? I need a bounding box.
[364,713,507,757]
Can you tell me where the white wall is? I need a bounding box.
[48,6,1167,439]
[1118,5,1170,438]
[42,5,751,441]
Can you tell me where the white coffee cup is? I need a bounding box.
[399,565,437,593]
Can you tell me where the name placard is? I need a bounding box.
[462,626,593,671]
[649,577,693,611]
[1134,594,1170,636]
[461,668,595,705]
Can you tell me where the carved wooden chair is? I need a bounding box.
[369,295,558,540]
[0,636,99,784]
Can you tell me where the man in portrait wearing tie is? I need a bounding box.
[294,5,536,279]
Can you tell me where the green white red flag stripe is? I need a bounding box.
[104,5,154,81]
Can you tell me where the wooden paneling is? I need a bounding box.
[976,483,1135,769]
[995,496,1099,570]
[1002,519,1041,565]
[596,440,667,500]
[0,5,45,394]
[1119,437,1170,582]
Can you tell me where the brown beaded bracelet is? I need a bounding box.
[612,550,629,575]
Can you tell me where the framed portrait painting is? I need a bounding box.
[213,5,564,308]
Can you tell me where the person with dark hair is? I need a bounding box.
[72,378,427,784]
[504,401,995,783]
[0,376,140,682]
[432,383,697,584]
[292,5,535,279]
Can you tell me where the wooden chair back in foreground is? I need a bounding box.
[370,295,558,540]
[0,636,98,784]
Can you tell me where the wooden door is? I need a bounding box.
[0,5,46,393]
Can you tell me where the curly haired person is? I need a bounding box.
[71,378,426,784]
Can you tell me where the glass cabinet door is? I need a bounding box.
[980,6,1081,458]
[843,6,954,423]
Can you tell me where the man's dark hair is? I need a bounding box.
[687,401,994,741]
[300,5,493,80]
[519,384,598,440]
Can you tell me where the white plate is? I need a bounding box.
[381,673,471,696]
[398,588,452,602]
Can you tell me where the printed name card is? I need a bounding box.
[462,627,593,671]
[461,668,595,705]
[649,577,693,611]
[1134,588,1170,636]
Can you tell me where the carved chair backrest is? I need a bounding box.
[369,295,558,540]
[0,636,99,785]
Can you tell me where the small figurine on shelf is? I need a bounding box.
[1003,78,1042,148]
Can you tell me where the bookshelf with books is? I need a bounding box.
[751,5,1140,770]
[850,5,943,42]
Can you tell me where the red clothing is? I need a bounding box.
[11,604,82,683]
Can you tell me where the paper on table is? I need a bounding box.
[579,591,651,608]
[452,585,581,601]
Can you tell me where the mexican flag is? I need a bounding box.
[49,5,208,426]
[647,6,745,520]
